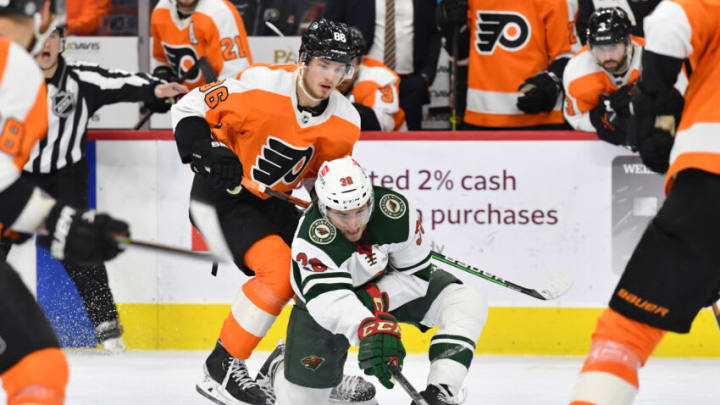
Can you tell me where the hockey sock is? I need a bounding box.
[1,348,68,405]
[425,284,487,395]
[219,235,293,359]
[570,308,666,405]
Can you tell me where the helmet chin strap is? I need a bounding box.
[297,64,324,104]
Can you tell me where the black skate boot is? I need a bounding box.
[95,320,125,353]
[197,340,270,405]
[254,341,286,403]
[410,384,461,405]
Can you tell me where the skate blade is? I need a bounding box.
[196,378,262,405]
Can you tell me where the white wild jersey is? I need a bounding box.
[291,187,432,345]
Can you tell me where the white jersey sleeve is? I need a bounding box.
[291,237,374,347]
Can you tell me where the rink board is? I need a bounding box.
[10,131,719,355]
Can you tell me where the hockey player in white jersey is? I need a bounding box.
[254,156,488,405]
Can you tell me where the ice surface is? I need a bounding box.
[1,351,717,404]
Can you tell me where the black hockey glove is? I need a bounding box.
[152,65,179,83]
[516,71,562,114]
[38,204,129,264]
[590,97,627,146]
[191,139,244,192]
[440,0,468,26]
[608,84,634,118]
[358,312,405,389]
[144,95,173,114]
[626,84,684,173]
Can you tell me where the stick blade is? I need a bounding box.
[537,272,574,300]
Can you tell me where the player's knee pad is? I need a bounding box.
[570,309,666,405]
[423,284,487,370]
[244,235,294,309]
[592,308,666,365]
[2,348,68,405]
[430,283,488,339]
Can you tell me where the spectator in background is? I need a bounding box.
[455,0,575,130]
[576,0,662,45]
[151,0,252,91]
[324,0,442,130]
[66,0,110,35]
[339,27,406,131]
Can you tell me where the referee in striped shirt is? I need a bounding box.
[0,25,187,351]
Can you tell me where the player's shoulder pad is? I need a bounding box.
[234,63,297,96]
[357,57,399,87]
[295,203,354,266]
[563,48,601,88]
[365,186,411,243]
[328,89,361,128]
[0,40,44,106]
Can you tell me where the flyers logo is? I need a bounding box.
[161,43,201,83]
[475,11,531,55]
[252,137,315,186]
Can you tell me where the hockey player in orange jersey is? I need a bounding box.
[563,8,686,146]
[151,0,252,91]
[0,1,130,405]
[461,0,576,129]
[338,27,406,132]
[171,19,377,405]
[569,1,720,404]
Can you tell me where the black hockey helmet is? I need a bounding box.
[299,19,355,65]
[348,26,367,58]
[0,0,44,17]
[586,7,631,46]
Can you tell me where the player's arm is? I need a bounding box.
[370,82,401,131]
[171,81,244,191]
[292,238,374,346]
[626,1,694,172]
[203,5,252,81]
[74,62,186,114]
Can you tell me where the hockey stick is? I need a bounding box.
[430,252,573,300]
[388,363,429,405]
[226,177,311,209]
[264,21,285,38]
[234,185,573,300]
[712,302,720,331]
[133,56,214,130]
[449,24,459,132]
[113,236,225,263]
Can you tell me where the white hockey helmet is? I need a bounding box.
[315,156,374,217]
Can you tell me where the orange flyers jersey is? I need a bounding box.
[564,38,689,132]
[171,64,361,199]
[644,0,720,192]
[563,38,644,132]
[151,0,252,91]
[0,38,48,195]
[349,56,406,131]
[465,0,575,127]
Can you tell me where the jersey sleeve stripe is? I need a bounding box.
[304,283,354,303]
[300,271,352,290]
[392,251,432,273]
[301,275,353,297]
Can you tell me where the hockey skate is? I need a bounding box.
[255,341,377,405]
[95,320,125,353]
[197,340,271,405]
[410,384,462,405]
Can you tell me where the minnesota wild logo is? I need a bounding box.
[301,355,326,371]
[309,218,336,245]
[379,194,406,219]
